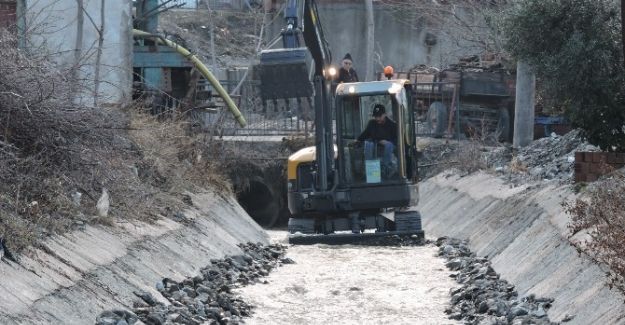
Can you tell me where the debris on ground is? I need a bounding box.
[491,130,599,183]
[418,129,600,185]
[159,9,264,67]
[436,237,558,325]
[95,243,288,325]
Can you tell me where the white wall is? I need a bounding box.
[267,2,485,77]
[24,0,133,105]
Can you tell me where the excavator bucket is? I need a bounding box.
[258,48,313,101]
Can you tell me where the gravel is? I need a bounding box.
[95,242,288,325]
[491,129,599,183]
[237,230,459,325]
[436,237,559,325]
[418,130,601,184]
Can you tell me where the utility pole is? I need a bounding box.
[364,0,374,81]
[513,61,536,148]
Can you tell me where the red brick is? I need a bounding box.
[586,174,599,182]
[591,152,606,163]
[574,173,586,183]
[574,162,589,174]
[617,153,625,164]
[575,152,584,163]
[589,163,602,174]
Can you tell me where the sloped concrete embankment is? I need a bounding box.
[0,192,268,324]
[419,172,625,325]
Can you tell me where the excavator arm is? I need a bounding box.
[259,0,335,191]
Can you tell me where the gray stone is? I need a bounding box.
[281,257,296,264]
[96,317,118,325]
[446,258,464,270]
[477,300,489,313]
[531,306,547,318]
[562,314,575,322]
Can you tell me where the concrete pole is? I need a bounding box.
[513,61,536,148]
[364,0,374,81]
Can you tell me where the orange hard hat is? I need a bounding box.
[383,65,394,78]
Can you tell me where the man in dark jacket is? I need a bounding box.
[356,104,397,173]
[337,53,359,83]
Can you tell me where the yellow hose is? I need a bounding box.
[133,29,247,127]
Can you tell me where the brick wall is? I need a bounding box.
[574,152,625,182]
[0,1,16,28]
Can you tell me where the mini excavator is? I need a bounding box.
[258,0,423,244]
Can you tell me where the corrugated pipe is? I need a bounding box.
[133,29,247,127]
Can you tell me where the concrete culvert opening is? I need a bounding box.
[237,178,280,228]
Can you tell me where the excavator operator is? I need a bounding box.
[356,104,398,173]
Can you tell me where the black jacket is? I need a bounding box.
[337,68,359,83]
[357,117,397,145]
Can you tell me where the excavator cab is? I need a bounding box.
[286,80,423,244]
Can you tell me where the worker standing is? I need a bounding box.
[337,53,359,83]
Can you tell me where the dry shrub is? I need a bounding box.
[509,155,528,173]
[456,140,490,174]
[563,170,625,293]
[0,30,229,255]
[128,108,231,195]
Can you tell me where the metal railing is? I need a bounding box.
[413,81,462,140]
[188,79,315,137]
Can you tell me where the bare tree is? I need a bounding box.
[94,0,105,107]
[622,0,625,69]
[378,0,510,64]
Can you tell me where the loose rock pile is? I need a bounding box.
[436,237,563,325]
[493,130,598,182]
[95,243,290,325]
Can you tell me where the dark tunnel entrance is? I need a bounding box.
[237,178,280,228]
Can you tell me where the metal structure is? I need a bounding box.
[189,78,315,136]
[381,68,515,142]
[133,0,194,111]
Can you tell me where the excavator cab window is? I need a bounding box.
[338,93,402,186]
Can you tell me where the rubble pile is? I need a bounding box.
[416,138,461,180]
[95,243,290,325]
[493,130,598,182]
[436,237,566,325]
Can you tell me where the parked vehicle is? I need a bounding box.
[380,66,516,142]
